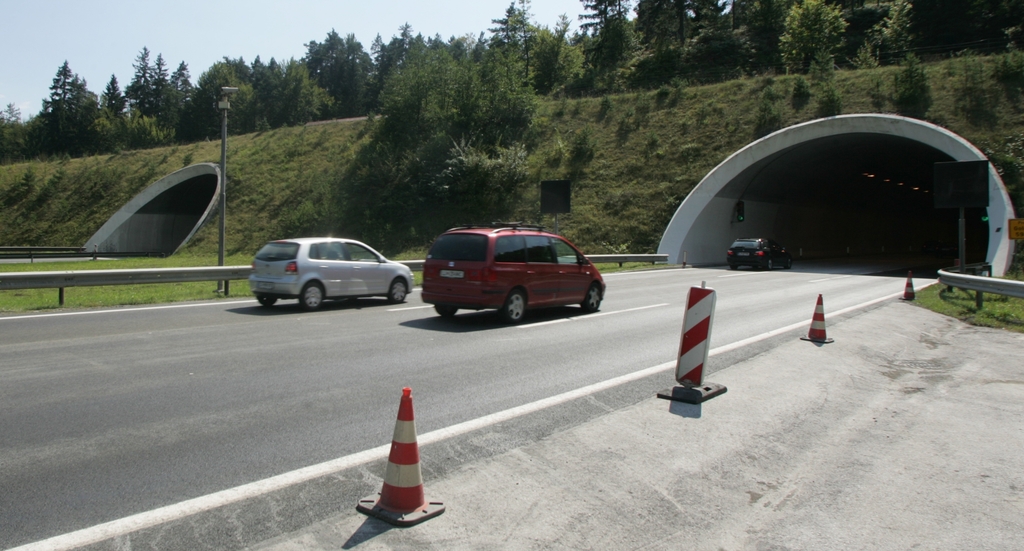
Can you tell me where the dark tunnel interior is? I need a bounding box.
[98,174,219,254]
[718,133,989,263]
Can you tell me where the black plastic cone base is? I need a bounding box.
[356,493,446,527]
[657,383,727,404]
[800,336,834,344]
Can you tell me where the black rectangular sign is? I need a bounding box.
[933,161,989,208]
[541,180,571,214]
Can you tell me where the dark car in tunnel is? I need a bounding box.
[727,238,793,270]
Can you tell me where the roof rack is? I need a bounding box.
[446,222,546,233]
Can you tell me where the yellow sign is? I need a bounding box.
[1010,219,1024,240]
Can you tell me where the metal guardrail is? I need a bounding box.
[0,247,86,253]
[586,254,668,266]
[0,266,253,291]
[937,269,1024,300]
[0,254,670,306]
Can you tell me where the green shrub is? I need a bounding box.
[755,85,783,137]
[994,50,1024,85]
[792,76,812,110]
[816,81,843,117]
[893,54,931,116]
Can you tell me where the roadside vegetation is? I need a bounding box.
[914,270,1024,334]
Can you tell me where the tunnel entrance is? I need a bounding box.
[659,115,1015,275]
[85,163,221,255]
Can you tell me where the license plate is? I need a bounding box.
[258,281,274,290]
[440,270,464,279]
[738,252,750,256]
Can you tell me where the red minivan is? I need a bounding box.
[421,224,605,324]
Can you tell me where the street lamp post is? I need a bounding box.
[218,87,238,295]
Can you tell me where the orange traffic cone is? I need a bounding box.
[800,294,834,344]
[357,387,445,526]
[901,271,915,301]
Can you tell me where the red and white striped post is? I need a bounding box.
[658,283,728,404]
[357,387,445,526]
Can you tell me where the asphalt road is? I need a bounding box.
[0,256,943,548]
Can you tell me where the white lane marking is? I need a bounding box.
[388,305,435,312]
[718,271,768,278]
[0,300,257,321]
[808,275,852,283]
[519,303,670,329]
[10,287,925,551]
[602,269,694,278]
[0,289,425,321]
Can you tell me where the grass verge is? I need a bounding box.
[913,278,1024,334]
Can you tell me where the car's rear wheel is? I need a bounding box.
[499,289,527,324]
[256,295,277,307]
[766,258,774,270]
[387,278,408,304]
[729,264,738,270]
[785,257,793,269]
[434,305,458,318]
[300,282,324,311]
[580,283,602,313]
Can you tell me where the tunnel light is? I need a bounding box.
[912,187,920,190]
[898,182,904,186]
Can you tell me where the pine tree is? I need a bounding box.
[489,1,536,80]
[126,47,154,117]
[579,0,635,74]
[152,53,171,121]
[40,61,99,156]
[304,30,372,118]
[102,74,126,117]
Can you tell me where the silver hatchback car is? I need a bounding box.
[249,237,414,311]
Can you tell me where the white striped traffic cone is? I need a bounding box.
[901,271,915,301]
[356,387,445,526]
[800,294,834,344]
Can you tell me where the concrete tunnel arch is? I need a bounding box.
[85,163,221,255]
[657,114,1017,276]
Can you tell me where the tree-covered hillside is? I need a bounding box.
[2,0,1021,163]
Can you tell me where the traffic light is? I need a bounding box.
[981,213,990,222]
[735,200,745,222]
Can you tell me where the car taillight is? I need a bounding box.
[756,251,765,256]
[285,261,298,273]
[483,267,497,283]
[727,250,734,256]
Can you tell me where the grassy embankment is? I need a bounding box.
[2,53,1023,315]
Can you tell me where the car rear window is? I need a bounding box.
[731,240,760,249]
[428,234,488,261]
[255,241,300,261]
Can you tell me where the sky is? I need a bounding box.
[0,0,587,121]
